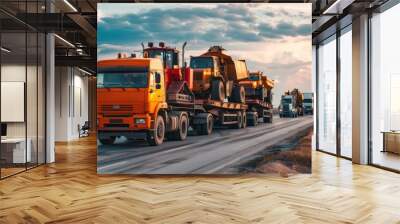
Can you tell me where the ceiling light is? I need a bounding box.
[54,34,75,48]
[323,0,355,15]
[78,67,93,76]
[63,0,78,12]
[1,47,11,53]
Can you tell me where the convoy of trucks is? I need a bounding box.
[97,42,311,146]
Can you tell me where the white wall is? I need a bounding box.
[54,67,89,141]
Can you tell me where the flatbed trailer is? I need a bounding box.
[245,99,273,126]
[173,98,248,135]
[162,94,249,137]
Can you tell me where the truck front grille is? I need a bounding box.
[100,105,133,113]
[104,124,129,128]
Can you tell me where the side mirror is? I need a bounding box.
[156,84,161,89]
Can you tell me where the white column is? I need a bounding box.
[352,14,369,164]
[46,33,55,163]
[45,1,55,163]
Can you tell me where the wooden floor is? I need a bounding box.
[1,136,400,224]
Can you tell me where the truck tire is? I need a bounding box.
[147,115,165,146]
[234,111,243,129]
[242,112,247,128]
[167,113,189,141]
[230,86,245,103]
[99,136,116,145]
[247,113,258,126]
[194,113,213,135]
[211,79,225,101]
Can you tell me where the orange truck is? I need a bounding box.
[239,71,274,125]
[97,42,248,146]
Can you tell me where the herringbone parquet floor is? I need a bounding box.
[1,136,400,224]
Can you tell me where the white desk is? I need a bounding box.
[1,138,31,163]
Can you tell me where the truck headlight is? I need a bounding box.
[135,118,146,124]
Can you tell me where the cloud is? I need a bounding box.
[97,3,312,106]
[98,4,311,45]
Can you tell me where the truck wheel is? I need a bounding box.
[242,112,247,128]
[167,113,189,141]
[147,115,165,146]
[235,112,243,129]
[230,86,245,103]
[211,79,225,101]
[99,136,116,145]
[247,113,258,126]
[254,114,258,126]
[195,113,213,135]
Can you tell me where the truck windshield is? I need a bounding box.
[190,57,213,69]
[97,72,148,88]
[282,98,292,103]
[248,75,260,81]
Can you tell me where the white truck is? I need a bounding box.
[303,92,314,115]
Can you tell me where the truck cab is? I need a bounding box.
[280,95,298,118]
[303,93,314,115]
[143,42,179,69]
[97,57,166,145]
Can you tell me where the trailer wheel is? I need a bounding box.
[194,113,213,135]
[99,136,116,145]
[230,86,245,103]
[234,112,243,129]
[147,115,165,146]
[211,79,225,101]
[167,113,189,141]
[242,112,247,128]
[247,113,258,126]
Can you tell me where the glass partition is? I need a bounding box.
[339,27,352,158]
[0,1,46,179]
[1,30,28,177]
[317,35,337,154]
[371,4,400,171]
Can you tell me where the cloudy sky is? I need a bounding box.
[98,3,312,106]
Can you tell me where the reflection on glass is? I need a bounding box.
[1,31,27,177]
[340,29,352,158]
[371,4,400,171]
[317,36,337,154]
[27,31,38,169]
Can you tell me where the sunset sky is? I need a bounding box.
[97,3,312,106]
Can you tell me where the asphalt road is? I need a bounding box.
[97,115,313,174]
